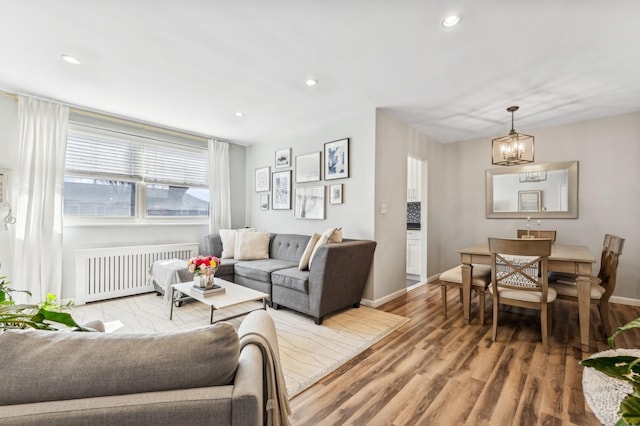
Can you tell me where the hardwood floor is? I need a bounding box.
[289,281,640,425]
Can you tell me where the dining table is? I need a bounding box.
[459,243,596,353]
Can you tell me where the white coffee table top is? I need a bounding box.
[171,279,268,310]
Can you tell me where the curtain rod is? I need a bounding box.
[2,91,241,147]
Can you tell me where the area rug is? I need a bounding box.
[72,293,409,397]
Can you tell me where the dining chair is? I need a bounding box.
[489,237,554,353]
[439,264,491,325]
[516,229,557,243]
[548,234,625,336]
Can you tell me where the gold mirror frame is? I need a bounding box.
[485,161,579,219]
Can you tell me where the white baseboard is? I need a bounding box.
[610,296,640,307]
[362,275,442,308]
[361,288,407,308]
[426,274,439,283]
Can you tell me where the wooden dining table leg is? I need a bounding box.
[576,274,592,353]
[461,263,472,325]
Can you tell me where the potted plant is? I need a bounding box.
[581,317,640,425]
[1,264,89,331]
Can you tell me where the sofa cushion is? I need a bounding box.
[298,233,320,270]
[235,231,271,260]
[272,267,310,293]
[218,258,239,276]
[0,323,239,406]
[234,259,298,282]
[270,234,311,262]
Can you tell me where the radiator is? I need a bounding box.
[75,242,199,304]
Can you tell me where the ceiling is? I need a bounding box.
[1,1,639,145]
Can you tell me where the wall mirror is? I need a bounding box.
[485,161,579,218]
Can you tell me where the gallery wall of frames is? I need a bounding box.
[255,138,349,220]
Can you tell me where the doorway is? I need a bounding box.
[406,156,427,288]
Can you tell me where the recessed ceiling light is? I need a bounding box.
[441,14,461,28]
[235,112,245,117]
[305,79,318,86]
[61,54,82,65]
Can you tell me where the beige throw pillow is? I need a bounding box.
[329,227,343,243]
[299,233,321,270]
[233,227,256,258]
[235,231,271,260]
[309,227,342,267]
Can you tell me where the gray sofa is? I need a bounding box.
[203,233,377,325]
[0,310,279,426]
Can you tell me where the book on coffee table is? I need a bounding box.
[191,283,225,296]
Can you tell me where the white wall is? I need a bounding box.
[439,112,640,301]
[0,95,247,299]
[0,96,18,279]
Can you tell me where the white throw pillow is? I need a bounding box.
[219,228,256,259]
[235,231,271,260]
[299,233,321,271]
[219,229,236,259]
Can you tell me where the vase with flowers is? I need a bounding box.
[187,255,220,289]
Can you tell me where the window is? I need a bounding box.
[64,124,209,220]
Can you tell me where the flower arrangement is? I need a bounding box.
[187,255,220,276]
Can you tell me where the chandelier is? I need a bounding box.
[491,106,534,166]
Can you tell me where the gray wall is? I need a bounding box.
[245,109,378,299]
[1,90,638,304]
[374,110,445,302]
[439,112,640,301]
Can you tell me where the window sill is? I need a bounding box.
[64,218,208,228]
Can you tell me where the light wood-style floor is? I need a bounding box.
[289,281,640,425]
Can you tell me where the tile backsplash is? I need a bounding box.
[407,202,421,224]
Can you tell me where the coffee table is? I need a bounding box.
[169,279,268,324]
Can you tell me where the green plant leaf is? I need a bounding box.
[609,318,640,349]
[620,391,640,425]
[30,308,88,330]
[581,356,640,386]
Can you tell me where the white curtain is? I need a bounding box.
[208,139,231,233]
[13,96,69,303]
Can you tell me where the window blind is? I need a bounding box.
[66,126,209,187]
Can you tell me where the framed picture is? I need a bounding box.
[324,138,349,180]
[329,184,343,204]
[295,151,321,183]
[275,148,291,169]
[518,190,541,212]
[260,194,269,211]
[272,170,292,210]
[255,166,270,192]
[294,186,325,219]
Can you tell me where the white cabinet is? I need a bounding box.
[407,157,421,202]
[406,230,421,275]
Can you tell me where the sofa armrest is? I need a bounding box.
[308,240,377,318]
[233,310,281,426]
[232,344,263,426]
[204,234,223,257]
